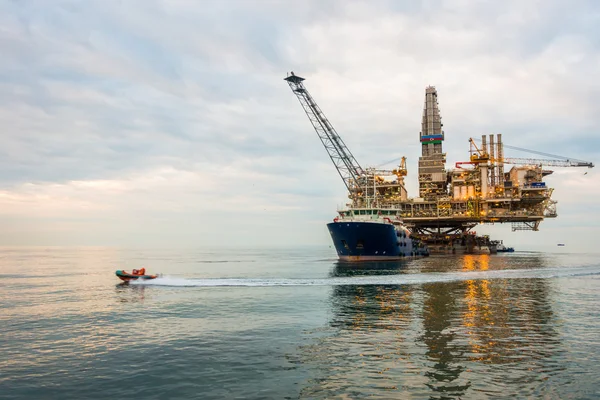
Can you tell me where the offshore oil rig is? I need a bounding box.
[284,72,594,254]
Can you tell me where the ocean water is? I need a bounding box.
[1,247,600,399]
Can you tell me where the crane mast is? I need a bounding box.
[284,72,364,193]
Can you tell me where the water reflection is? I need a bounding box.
[300,255,564,398]
[331,260,410,277]
[114,283,147,303]
[421,279,469,396]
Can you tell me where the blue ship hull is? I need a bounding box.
[327,221,417,261]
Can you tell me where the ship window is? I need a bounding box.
[341,240,350,250]
[353,211,359,216]
[356,240,364,249]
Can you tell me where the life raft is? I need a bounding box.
[115,268,158,282]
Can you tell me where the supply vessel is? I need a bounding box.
[284,72,593,260]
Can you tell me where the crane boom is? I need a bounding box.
[469,137,595,168]
[284,72,364,192]
[501,158,594,168]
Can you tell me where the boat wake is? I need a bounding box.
[130,266,600,288]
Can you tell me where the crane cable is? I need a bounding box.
[375,157,402,168]
[375,141,590,169]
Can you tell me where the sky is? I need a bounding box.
[0,0,599,250]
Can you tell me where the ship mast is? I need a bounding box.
[284,72,364,193]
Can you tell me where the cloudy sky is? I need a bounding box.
[1,0,598,250]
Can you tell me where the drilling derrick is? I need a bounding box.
[418,87,447,200]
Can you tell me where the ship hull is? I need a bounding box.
[327,221,422,261]
[337,254,412,261]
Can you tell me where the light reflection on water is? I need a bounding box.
[295,255,573,399]
[1,248,599,399]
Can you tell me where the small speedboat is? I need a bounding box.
[115,268,159,282]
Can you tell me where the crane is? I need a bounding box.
[469,137,595,168]
[468,138,490,163]
[501,158,594,168]
[499,143,594,167]
[394,156,408,177]
[284,72,364,193]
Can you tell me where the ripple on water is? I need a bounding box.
[1,248,599,399]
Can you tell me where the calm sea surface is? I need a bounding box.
[1,247,599,399]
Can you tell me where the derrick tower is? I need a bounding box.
[418,87,447,200]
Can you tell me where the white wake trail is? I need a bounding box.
[130,266,600,288]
